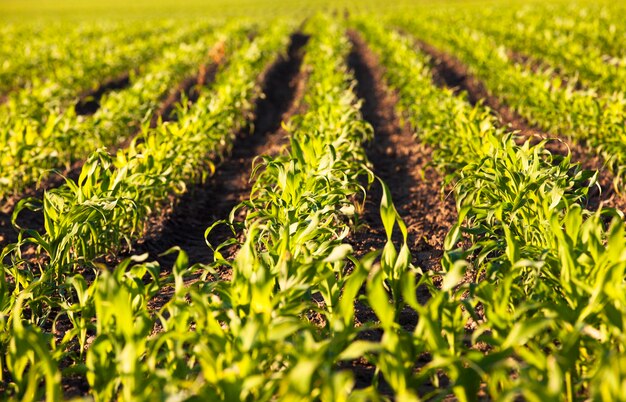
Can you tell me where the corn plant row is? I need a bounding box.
[0,20,198,115]
[0,16,397,400]
[1,18,279,328]
[0,20,203,194]
[190,14,418,399]
[195,14,388,399]
[1,20,293,401]
[466,7,626,95]
[352,18,626,400]
[0,21,169,97]
[6,21,290,278]
[489,3,626,60]
[0,26,286,387]
[0,21,186,131]
[392,15,626,189]
[0,21,246,202]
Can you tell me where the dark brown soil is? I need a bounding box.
[346,30,458,393]
[74,72,132,115]
[415,39,626,213]
[134,33,310,267]
[348,31,456,282]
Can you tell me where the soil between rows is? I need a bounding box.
[75,71,132,115]
[347,30,457,279]
[133,32,310,268]
[414,38,626,213]
[345,30,458,394]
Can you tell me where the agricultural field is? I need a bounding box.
[3,0,626,400]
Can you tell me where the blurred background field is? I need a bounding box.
[0,0,576,20]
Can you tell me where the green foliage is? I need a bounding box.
[393,9,626,189]
[3,4,626,401]
[355,15,626,400]
[0,20,230,200]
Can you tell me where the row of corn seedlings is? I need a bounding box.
[0,21,211,200]
[0,21,177,116]
[0,15,405,400]
[486,3,626,59]
[187,14,417,400]
[5,20,290,280]
[391,14,626,189]
[0,21,138,95]
[466,7,626,94]
[196,14,382,399]
[0,21,248,202]
[354,17,626,401]
[1,19,291,401]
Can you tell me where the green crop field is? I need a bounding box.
[2,0,626,400]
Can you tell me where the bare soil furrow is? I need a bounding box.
[348,30,456,278]
[75,71,132,115]
[134,33,309,267]
[345,29,458,394]
[415,39,626,212]
[0,45,230,248]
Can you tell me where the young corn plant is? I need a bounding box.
[393,12,626,189]
[204,14,406,399]
[1,20,293,399]
[352,16,620,400]
[9,21,287,275]
[0,21,199,200]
